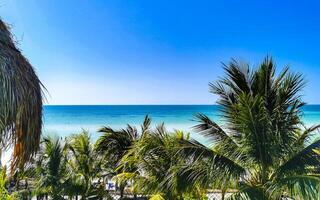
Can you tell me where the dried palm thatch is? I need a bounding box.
[0,19,44,170]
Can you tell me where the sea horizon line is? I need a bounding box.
[43,104,320,106]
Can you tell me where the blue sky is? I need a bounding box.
[1,0,320,104]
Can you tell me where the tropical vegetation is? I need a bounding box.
[1,26,320,200]
[174,58,320,199]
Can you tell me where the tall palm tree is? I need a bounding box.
[68,131,106,200]
[35,136,67,200]
[0,19,44,168]
[176,57,320,199]
[95,116,151,198]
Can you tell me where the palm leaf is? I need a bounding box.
[268,175,320,199]
[193,113,237,147]
[141,115,151,136]
[178,139,245,182]
[295,124,320,146]
[275,139,320,177]
[227,184,267,200]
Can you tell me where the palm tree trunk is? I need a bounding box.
[221,190,226,200]
[0,149,2,167]
[120,183,125,198]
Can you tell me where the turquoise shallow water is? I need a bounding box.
[43,105,320,142]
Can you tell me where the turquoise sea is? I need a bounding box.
[43,105,320,142]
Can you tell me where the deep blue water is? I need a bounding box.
[43,105,320,141]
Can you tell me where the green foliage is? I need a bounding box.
[0,169,14,200]
[113,118,206,199]
[11,132,110,199]
[35,136,67,199]
[67,130,105,199]
[149,194,165,200]
[96,116,151,197]
[175,57,320,199]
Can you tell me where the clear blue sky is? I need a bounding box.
[1,0,320,104]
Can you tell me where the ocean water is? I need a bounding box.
[43,105,320,142]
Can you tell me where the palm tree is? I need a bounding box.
[95,115,151,198]
[176,57,320,199]
[35,136,67,200]
[117,124,206,199]
[68,131,106,200]
[96,116,151,165]
[0,19,44,168]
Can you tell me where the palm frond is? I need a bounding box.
[233,93,274,168]
[221,59,252,94]
[275,139,320,177]
[268,175,320,200]
[227,184,267,200]
[96,126,134,160]
[141,115,151,136]
[295,124,320,146]
[193,113,237,147]
[178,139,245,183]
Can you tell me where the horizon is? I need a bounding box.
[2,1,320,104]
[43,104,320,106]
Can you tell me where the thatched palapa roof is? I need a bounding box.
[0,19,44,170]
